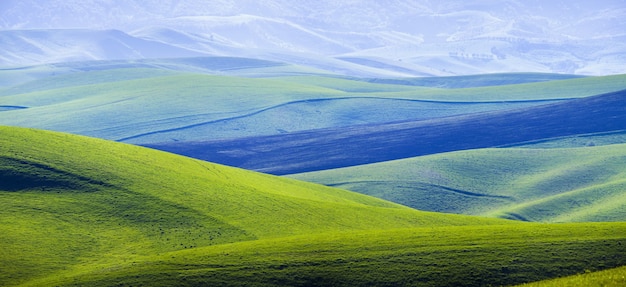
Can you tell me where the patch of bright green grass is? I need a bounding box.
[515,265,626,287]
[1,126,625,286]
[0,126,509,286]
[23,223,626,287]
[290,144,626,222]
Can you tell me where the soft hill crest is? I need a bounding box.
[1,126,500,236]
[291,144,626,222]
[0,126,508,286]
[150,88,626,174]
[2,126,626,286]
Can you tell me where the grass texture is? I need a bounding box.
[1,60,625,144]
[1,126,626,286]
[515,265,626,287]
[290,144,626,222]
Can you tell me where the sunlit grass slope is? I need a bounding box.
[290,144,626,222]
[17,223,626,287]
[1,126,626,286]
[515,265,626,287]
[0,126,505,285]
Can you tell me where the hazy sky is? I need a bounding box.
[1,0,624,39]
[1,1,624,75]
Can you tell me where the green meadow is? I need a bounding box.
[515,265,626,287]
[2,126,626,286]
[2,59,626,286]
[290,144,626,222]
[1,62,625,144]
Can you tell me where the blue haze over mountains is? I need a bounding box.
[1,0,625,76]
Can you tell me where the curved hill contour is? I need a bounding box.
[1,126,626,286]
[290,144,626,222]
[147,89,626,175]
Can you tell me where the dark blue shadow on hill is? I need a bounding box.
[0,157,113,192]
[0,106,27,111]
[144,89,626,175]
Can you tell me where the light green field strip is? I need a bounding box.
[291,144,626,222]
[514,265,626,287]
[1,71,624,142]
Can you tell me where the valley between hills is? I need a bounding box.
[1,57,626,286]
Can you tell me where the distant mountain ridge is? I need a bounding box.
[1,0,625,76]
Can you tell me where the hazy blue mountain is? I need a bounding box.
[1,0,625,76]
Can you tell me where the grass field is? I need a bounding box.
[2,60,626,286]
[2,126,626,286]
[148,89,626,174]
[515,265,626,287]
[290,143,626,222]
[1,60,625,145]
[21,224,626,287]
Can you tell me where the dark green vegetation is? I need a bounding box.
[2,126,626,286]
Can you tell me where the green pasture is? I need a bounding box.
[290,144,626,222]
[1,126,625,286]
[516,265,626,287]
[12,224,626,287]
[0,64,625,144]
[0,126,502,285]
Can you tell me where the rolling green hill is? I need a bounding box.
[290,143,626,222]
[150,89,626,175]
[1,60,625,146]
[515,265,626,287]
[1,126,626,286]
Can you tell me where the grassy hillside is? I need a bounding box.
[515,265,626,287]
[149,89,626,175]
[24,224,626,287]
[2,126,626,286]
[290,143,626,222]
[1,62,624,145]
[0,125,499,286]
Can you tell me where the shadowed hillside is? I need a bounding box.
[147,89,626,174]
